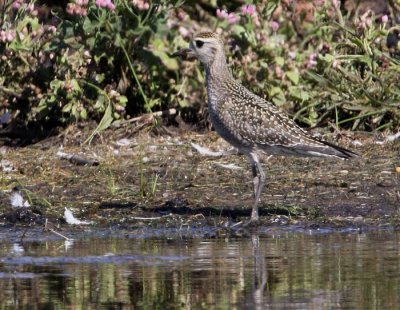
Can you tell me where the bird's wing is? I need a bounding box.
[228,91,316,147]
[227,89,357,158]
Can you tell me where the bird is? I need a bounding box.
[173,31,359,222]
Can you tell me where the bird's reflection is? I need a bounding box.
[251,234,268,308]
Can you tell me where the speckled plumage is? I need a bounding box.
[176,31,358,222]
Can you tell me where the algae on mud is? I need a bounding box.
[0,128,399,231]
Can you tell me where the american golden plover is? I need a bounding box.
[174,32,358,222]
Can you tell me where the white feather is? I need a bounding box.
[10,192,30,208]
[64,208,93,225]
[215,163,242,170]
[191,143,225,157]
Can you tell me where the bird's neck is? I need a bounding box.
[204,51,235,89]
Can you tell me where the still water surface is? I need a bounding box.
[0,228,399,309]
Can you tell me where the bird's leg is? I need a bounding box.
[253,159,265,221]
[251,161,259,198]
[248,153,266,222]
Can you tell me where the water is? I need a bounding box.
[0,228,399,309]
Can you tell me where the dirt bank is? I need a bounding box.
[0,126,399,233]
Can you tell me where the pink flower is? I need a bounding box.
[76,6,85,15]
[241,4,256,15]
[83,50,91,64]
[275,66,283,79]
[217,8,240,24]
[177,9,187,21]
[271,21,280,32]
[95,0,115,11]
[114,104,125,113]
[26,3,34,12]
[66,1,90,16]
[227,12,240,24]
[107,2,115,10]
[178,26,190,38]
[12,1,21,10]
[216,9,229,20]
[332,59,340,68]
[252,14,261,27]
[167,18,177,29]
[131,0,149,10]
[66,3,76,15]
[381,15,388,23]
[47,25,57,33]
[306,53,317,68]
[314,0,325,6]
[0,30,16,42]
[6,31,15,42]
[357,12,372,30]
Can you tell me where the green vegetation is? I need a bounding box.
[0,0,399,135]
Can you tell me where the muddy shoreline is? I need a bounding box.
[1,128,399,237]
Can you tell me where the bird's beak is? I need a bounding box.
[171,48,196,60]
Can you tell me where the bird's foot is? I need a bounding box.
[241,215,260,228]
[251,209,259,221]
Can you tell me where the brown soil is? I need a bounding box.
[0,123,399,233]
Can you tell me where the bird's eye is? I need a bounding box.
[195,40,204,48]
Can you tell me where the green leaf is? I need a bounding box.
[118,95,128,105]
[306,71,328,85]
[150,37,178,70]
[288,86,310,101]
[96,103,113,132]
[86,37,95,49]
[269,86,286,106]
[62,102,73,113]
[95,74,105,83]
[80,108,88,119]
[83,19,94,34]
[286,70,299,85]
[320,53,335,63]
[71,79,81,92]
[85,102,113,144]
[94,95,106,111]
[146,98,161,110]
[269,86,283,97]
[264,0,280,16]
[275,56,285,66]
[232,25,246,36]
[177,98,189,107]
[114,33,122,47]
[71,102,77,116]
[94,52,107,64]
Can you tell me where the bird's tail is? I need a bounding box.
[318,140,360,159]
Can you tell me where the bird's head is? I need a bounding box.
[172,32,224,65]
